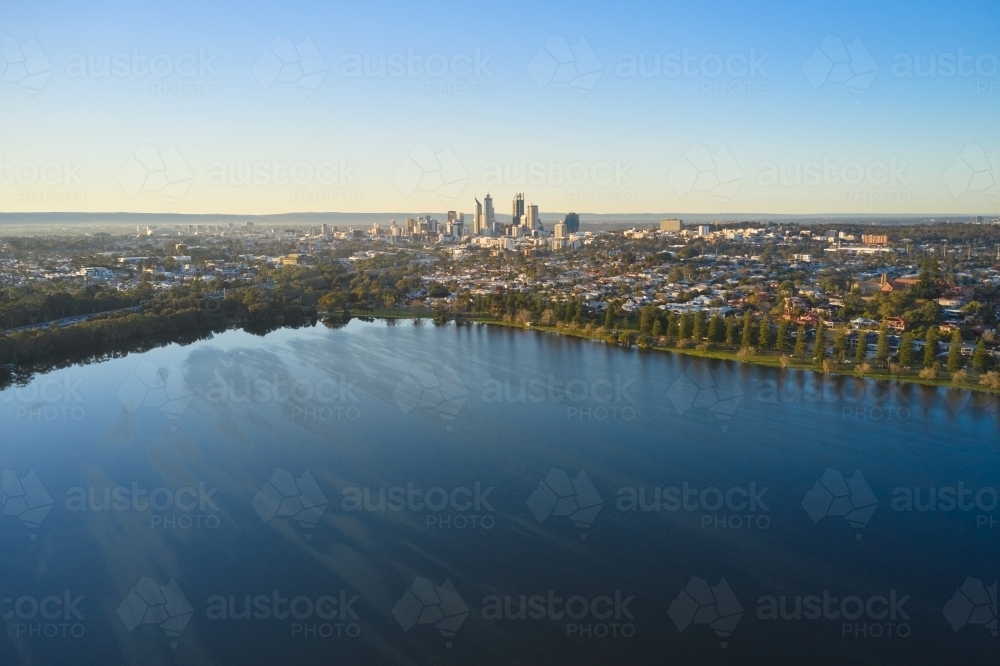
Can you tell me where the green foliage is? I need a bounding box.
[740,312,753,348]
[898,332,914,368]
[972,338,988,372]
[947,329,963,373]
[923,327,939,368]
[875,326,890,366]
[794,325,807,359]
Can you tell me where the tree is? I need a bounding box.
[875,325,890,367]
[855,330,867,364]
[947,329,963,373]
[707,313,724,343]
[758,317,772,351]
[667,312,680,338]
[740,312,753,348]
[833,328,848,361]
[604,302,616,329]
[923,327,939,368]
[692,311,705,342]
[972,338,988,372]
[679,313,693,341]
[980,370,1000,391]
[897,332,914,368]
[794,325,807,359]
[638,306,653,335]
[651,319,663,338]
[317,291,346,313]
[725,316,737,347]
[775,319,789,352]
[812,319,826,365]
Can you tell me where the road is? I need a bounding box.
[2,306,142,334]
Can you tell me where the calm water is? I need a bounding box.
[0,319,996,665]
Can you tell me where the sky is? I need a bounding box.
[0,0,998,218]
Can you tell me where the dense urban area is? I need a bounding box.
[2,211,1000,392]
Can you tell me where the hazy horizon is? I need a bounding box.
[3,0,998,217]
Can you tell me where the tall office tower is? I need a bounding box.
[406,218,416,234]
[553,222,566,238]
[474,198,484,235]
[447,211,458,223]
[484,193,495,228]
[525,204,541,230]
[512,193,525,225]
[564,212,580,233]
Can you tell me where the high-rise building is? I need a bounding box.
[564,212,580,233]
[484,193,495,229]
[658,218,682,232]
[553,222,566,238]
[525,204,540,230]
[512,193,525,225]
[474,198,484,235]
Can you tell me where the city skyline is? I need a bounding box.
[1,0,997,216]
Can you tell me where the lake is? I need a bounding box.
[0,319,996,665]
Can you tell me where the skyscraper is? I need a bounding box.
[484,193,495,231]
[564,212,580,233]
[512,193,524,225]
[474,199,483,235]
[525,204,540,231]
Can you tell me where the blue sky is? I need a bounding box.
[1,0,998,217]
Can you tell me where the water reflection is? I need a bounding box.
[0,320,996,664]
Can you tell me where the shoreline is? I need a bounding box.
[360,310,998,397]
